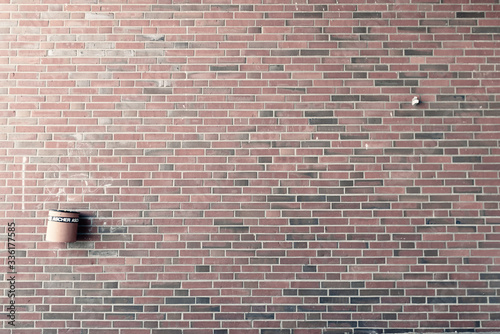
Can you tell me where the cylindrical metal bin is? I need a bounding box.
[46,210,79,242]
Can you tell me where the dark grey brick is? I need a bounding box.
[420,64,448,71]
[327,320,358,327]
[404,49,433,56]
[437,95,465,101]
[360,95,389,101]
[351,297,380,304]
[341,133,369,140]
[165,297,196,304]
[375,80,404,86]
[195,265,210,272]
[104,297,134,304]
[300,49,329,56]
[114,305,144,312]
[398,27,426,33]
[415,133,444,140]
[192,305,220,312]
[144,87,173,94]
[320,297,350,303]
[261,330,291,334]
[245,313,275,319]
[303,265,317,272]
[294,12,323,18]
[457,12,484,18]
[452,156,481,163]
[260,110,274,117]
[151,282,181,289]
[269,65,284,71]
[353,27,367,34]
[458,297,488,303]
[472,27,500,33]
[210,65,238,71]
[267,195,296,202]
[331,95,360,101]
[196,297,210,304]
[289,218,319,225]
[353,12,381,18]
[309,118,338,125]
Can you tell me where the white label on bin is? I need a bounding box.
[49,216,79,223]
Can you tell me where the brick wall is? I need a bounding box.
[1,0,500,333]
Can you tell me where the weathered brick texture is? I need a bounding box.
[1,0,500,332]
